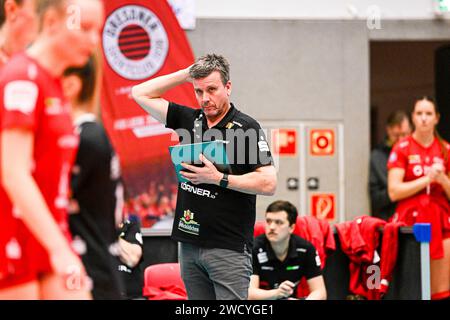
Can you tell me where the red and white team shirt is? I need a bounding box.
[388,135,450,198]
[0,53,78,285]
[387,135,450,259]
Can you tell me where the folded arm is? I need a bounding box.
[388,168,431,202]
[435,170,450,200]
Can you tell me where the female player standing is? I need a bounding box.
[388,96,450,300]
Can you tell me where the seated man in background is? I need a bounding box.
[248,200,327,300]
[369,110,411,220]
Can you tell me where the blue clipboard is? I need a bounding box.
[169,140,231,183]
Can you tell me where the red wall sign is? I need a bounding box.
[310,129,335,156]
[311,193,335,221]
[271,129,297,156]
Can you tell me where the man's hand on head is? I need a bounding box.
[183,65,194,83]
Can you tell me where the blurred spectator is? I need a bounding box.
[124,181,178,228]
[369,110,411,220]
[159,195,174,218]
[0,0,38,67]
[117,218,144,299]
[63,54,124,300]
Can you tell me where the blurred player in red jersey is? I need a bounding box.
[0,0,104,299]
[0,0,38,67]
[388,96,450,300]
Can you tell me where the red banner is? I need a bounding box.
[100,0,197,228]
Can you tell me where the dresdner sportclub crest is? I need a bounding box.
[102,5,169,80]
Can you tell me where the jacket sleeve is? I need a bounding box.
[369,151,392,211]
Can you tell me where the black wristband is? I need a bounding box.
[219,173,229,188]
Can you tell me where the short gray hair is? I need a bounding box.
[189,54,230,85]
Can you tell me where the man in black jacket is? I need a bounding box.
[369,110,411,220]
[131,54,277,300]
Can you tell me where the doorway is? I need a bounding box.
[370,40,450,149]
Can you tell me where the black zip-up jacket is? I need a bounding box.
[369,140,396,220]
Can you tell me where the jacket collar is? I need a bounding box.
[264,235,297,262]
[200,103,238,129]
